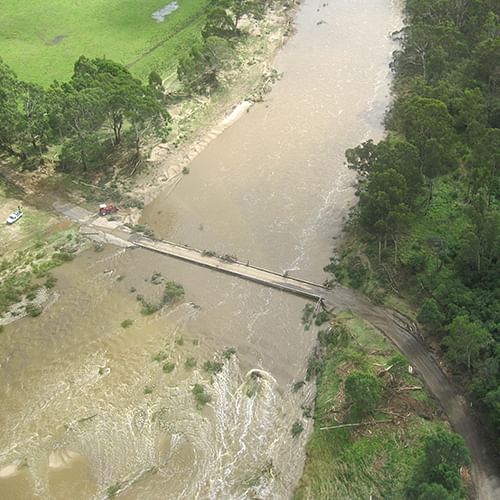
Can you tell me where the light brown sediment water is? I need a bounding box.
[0,1,403,498]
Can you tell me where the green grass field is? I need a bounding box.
[0,0,208,86]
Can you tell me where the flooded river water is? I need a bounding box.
[0,1,402,498]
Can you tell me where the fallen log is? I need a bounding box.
[320,419,392,431]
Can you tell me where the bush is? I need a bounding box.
[93,242,105,252]
[302,304,314,324]
[306,355,324,381]
[44,274,57,289]
[163,281,184,304]
[152,351,167,362]
[292,421,304,437]
[203,360,224,374]
[121,319,133,328]
[292,381,305,392]
[417,298,445,330]
[52,252,74,263]
[162,362,175,373]
[314,311,330,326]
[141,301,160,315]
[185,357,197,369]
[192,384,211,408]
[202,250,217,257]
[107,482,122,499]
[345,371,383,419]
[151,272,164,285]
[346,256,367,289]
[222,347,236,359]
[25,303,42,317]
[128,224,156,239]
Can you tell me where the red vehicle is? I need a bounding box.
[99,203,118,216]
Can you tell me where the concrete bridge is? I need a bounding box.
[130,234,329,301]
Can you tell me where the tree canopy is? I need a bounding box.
[338,0,500,449]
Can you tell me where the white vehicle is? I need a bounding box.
[6,209,23,225]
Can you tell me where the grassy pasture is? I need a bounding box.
[0,0,208,86]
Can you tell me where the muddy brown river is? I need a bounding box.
[0,1,403,498]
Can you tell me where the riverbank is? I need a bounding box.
[132,3,297,207]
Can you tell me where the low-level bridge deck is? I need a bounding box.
[131,235,329,301]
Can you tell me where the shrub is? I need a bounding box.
[202,250,217,257]
[25,303,42,317]
[220,254,237,263]
[314,311,330,326]
[185,357,197,369]
[222,347,237,359]
[107,482,122,498]
[192,384,211,408]
[121,319,133,328]
[151,272,164,285]
[302,304,314,324]
[45,275,57,289]
[291,421,304,437]
[306,355,323,381]
[345,371,383,419]
[417,298,445,329]
[162,362,175,373]
[152,351,167,362]
[52,252,74,262]
[346,256,367,289]
[141,301,160,315]
[203,360,224,374]
[292,381,305,393]
[163,281,184,304]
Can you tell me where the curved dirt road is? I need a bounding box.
[326,286,500,500]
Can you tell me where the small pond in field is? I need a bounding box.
[152,2,179,23]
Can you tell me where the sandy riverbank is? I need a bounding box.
[131,3,299,207]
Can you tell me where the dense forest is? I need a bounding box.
[0,0,278,175]
[330,0,500,450]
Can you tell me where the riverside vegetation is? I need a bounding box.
[0,0,292,175]
[303,0,500,496]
